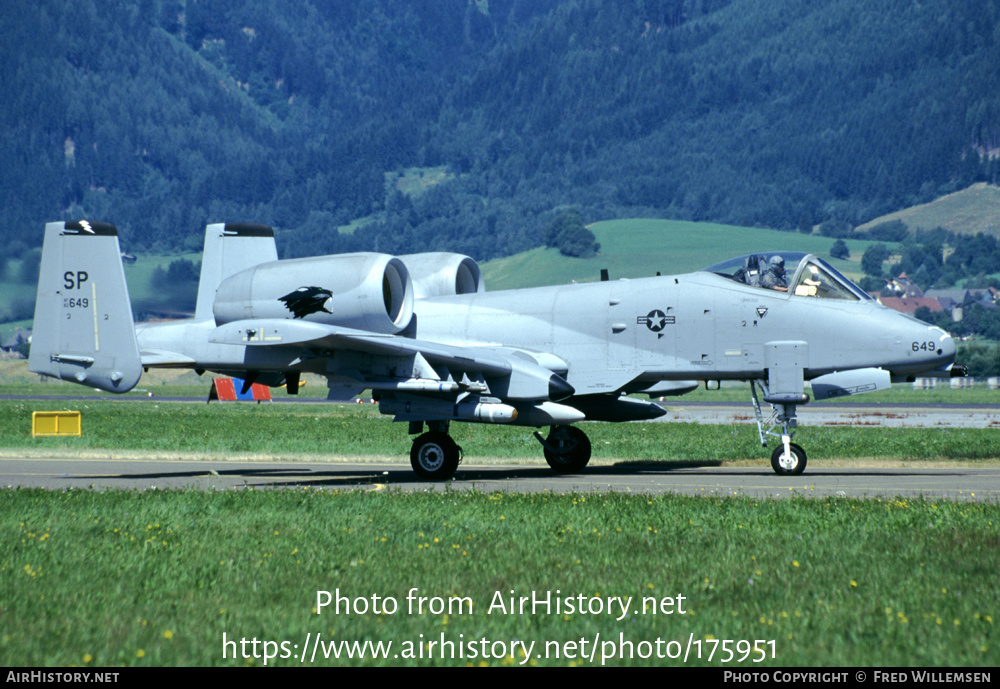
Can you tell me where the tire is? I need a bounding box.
[410,432,461,480]
[543,425,592,474]
[770,442,807,476]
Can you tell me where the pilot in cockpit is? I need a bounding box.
[760,255,788,291]
[706,253,871,302]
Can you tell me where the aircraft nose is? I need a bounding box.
[939,328,956,360]
[913,323,956,372]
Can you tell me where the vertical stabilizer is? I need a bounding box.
[29,221,142,392]
[194,223,277,320]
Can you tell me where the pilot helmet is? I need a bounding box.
[769,255,785,273]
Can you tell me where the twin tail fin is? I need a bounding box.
[28,221,142,393]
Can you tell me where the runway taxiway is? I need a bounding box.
[3,399,997,500]
[2,454,998,501]
[657,401,1000,429]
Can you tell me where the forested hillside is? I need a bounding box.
[3,0,1000,261]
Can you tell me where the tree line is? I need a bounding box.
[3,0,1000,270]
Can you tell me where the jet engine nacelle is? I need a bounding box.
[213,253,414,334]
[397,252,484,298]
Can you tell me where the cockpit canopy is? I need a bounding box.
[703,252,872,301]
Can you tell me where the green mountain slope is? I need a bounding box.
[3,0,1000,267]
[482,219,876,290]
[857,183,1000,238]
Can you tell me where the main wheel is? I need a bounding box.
[543,425,592,473]
[410,432,461,480]
[770,442,807,475]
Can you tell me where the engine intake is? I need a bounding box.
[398,252,484,298]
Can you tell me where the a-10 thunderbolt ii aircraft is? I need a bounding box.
[30,221,964,479]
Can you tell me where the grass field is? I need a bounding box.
[1,488,996,667]
[390,166,454,198]
[2,397,999,464]
[1,390,998,667]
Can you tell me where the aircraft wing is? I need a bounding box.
[209,318,575,402]
[211,318,507,372]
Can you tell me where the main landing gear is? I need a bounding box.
[534,425,592,473]
[410,428,462,480]
[408,422,593,480]
[751,381,808,476]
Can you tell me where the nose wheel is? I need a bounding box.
[770,441,806,475]
[751,381,809,476]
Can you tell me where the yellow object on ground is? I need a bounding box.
[32,411,82,437]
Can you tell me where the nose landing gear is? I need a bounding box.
[751,381,808,476]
